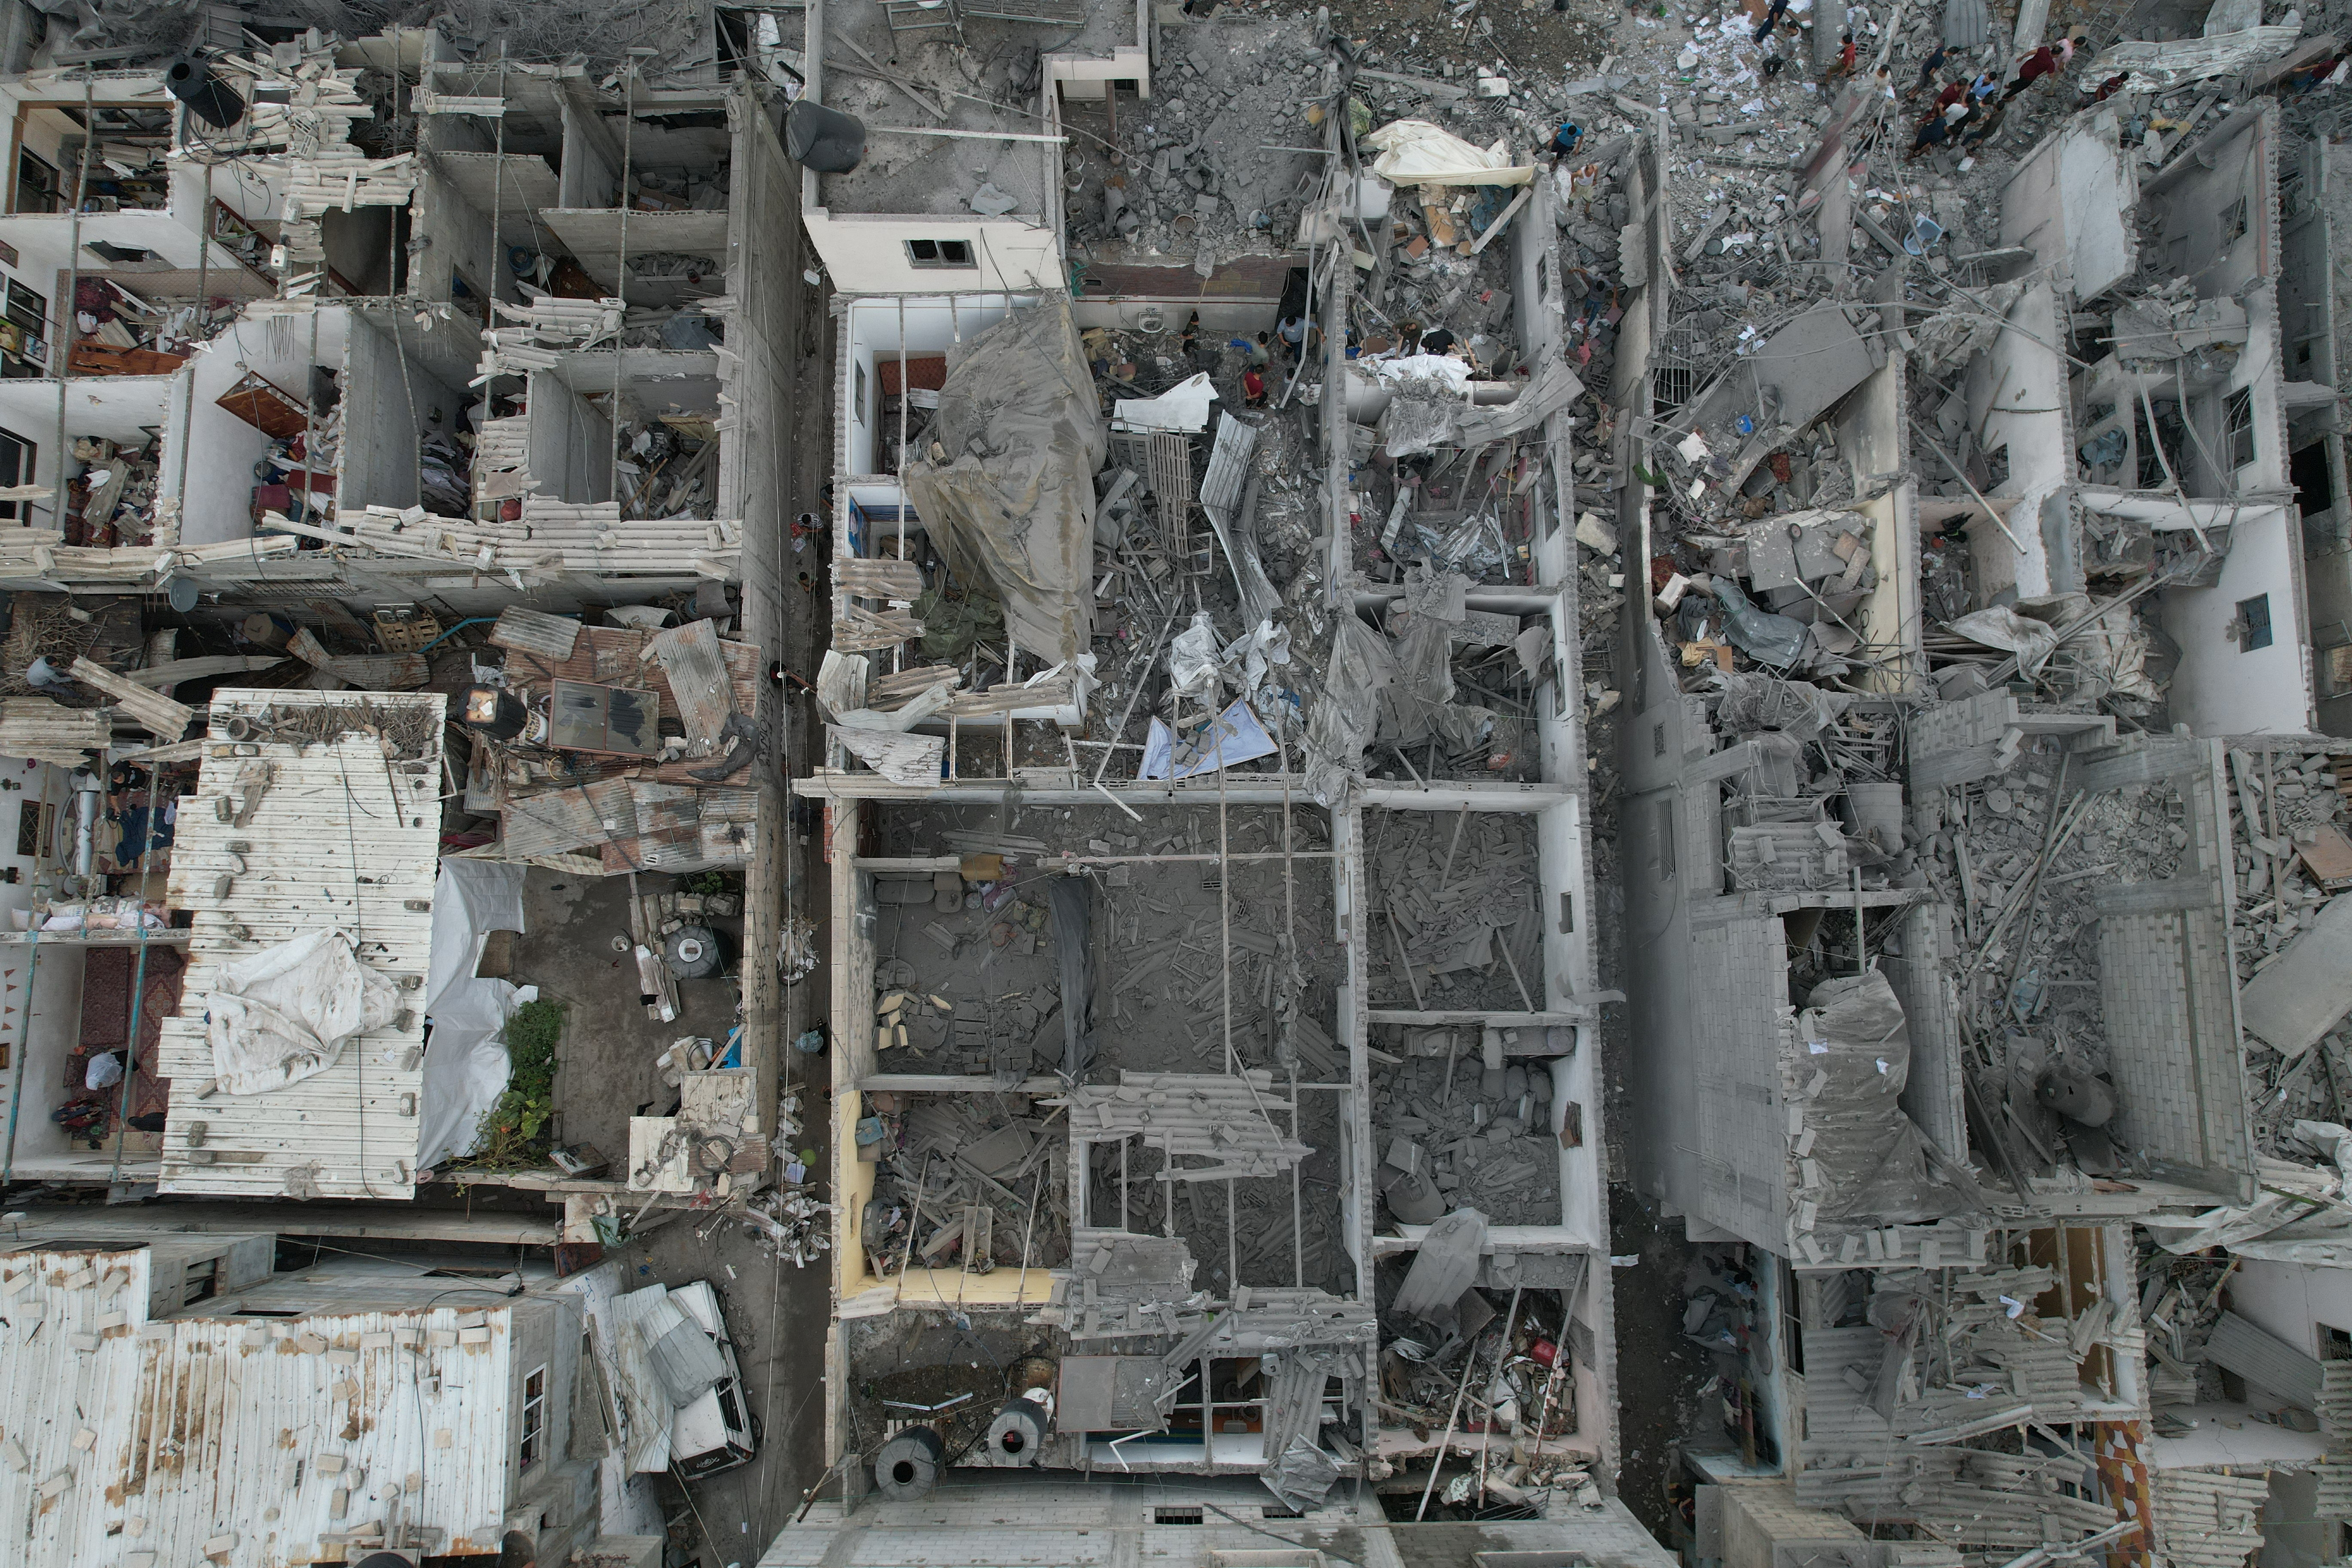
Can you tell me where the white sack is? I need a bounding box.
[207,928,398,1095]
[1115,372,1219,432]
[1361,119,1536,188]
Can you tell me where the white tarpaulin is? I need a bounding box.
[418,860,530,1169]
[1361,120,1536,188]
[1114,371,1219,432]
[206,928,398,1095]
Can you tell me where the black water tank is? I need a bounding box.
[165,57,246,130]
[785,99,866,174]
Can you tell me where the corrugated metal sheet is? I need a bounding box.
[2205,1309,2324,1409]
[0,1246,516,1568]
[0,697,109,766]
[649,619,732,747]
[501,778,636,861]
[156,691,444,1200]
[69,657,193,740]
[489,606,584,662]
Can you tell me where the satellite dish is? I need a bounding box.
[165,576,199,612]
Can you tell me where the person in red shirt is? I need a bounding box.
[1934,77,1967,110]
[1828,31,1858,77]
[2006,44,2058,97]
[1242,366,1266,408]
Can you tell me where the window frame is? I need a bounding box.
[904,238,977,270]
[519,1363,548,1470]
[0,427,36,522]
[2225,387,2256,471]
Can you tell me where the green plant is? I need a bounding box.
[458,999,565,1171]
[683,870,735,896]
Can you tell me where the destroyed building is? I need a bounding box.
[775,5,1664,1560]
[1600,2,2352,1563]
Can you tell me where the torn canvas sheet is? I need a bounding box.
[1944,606,2060,676]
[418,860,531,1169]
[1362,120,1537,187]
[900,296,1107,662]
[207,928,399,1095]
[1796,971,1983,1230]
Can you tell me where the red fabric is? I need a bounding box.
[1936,81,1966,108]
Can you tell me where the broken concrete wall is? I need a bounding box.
[2139,104,2279,308]
[2073,741,2257,1205]
[525,371,616,505]
[1964,278,2076,599]
[1999,107,2139,302]
[1834,358,1925,697]
[337,309,478,514]
[2159,503,2315,735]
[795,21,1068,295]
[2296,141,2352,737]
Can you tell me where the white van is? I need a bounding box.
[667,1280,759,1478]
[619,1278,760,1478]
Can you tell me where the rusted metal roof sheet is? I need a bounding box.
[500,778,635,861]
[649,619,733,747]
[155,691,444,1200]
[0,1246,517,1568]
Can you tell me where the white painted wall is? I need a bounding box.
[0,759,64,926]
[2160,504,2314,735]
[839,293,1033,473]
[1969,280,2072,600]
[2229,1258,2352,1360]
[2000,111,2136,301]
[0,373,171,532]
[160,305,350,546]
[526,371,615,505]
[804,212,1063,300]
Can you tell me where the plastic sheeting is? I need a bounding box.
[1798,971,1981,1230]
[1362,120,1537,188]
[1944,605,2060,675]
[1302,615,1398,806]
[206,929,398,1095]
[901,296,1107,664]
[418,860,530,1170]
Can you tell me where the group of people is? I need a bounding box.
[1905,30,2092,159]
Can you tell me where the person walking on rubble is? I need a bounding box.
[1911,43,1948,97]
[1907,100,1970,158]
[2005,42,2061,98]
[1549,119,1583,164]
[1753,0,1791,44]
[1242,364,1266,408]
[1826,30,1857,77]
[1960,92,2007,149]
